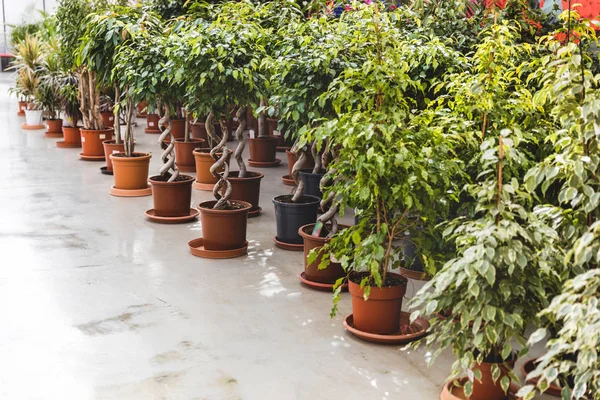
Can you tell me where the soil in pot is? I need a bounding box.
[101,111,114,128]
[193,148,231,186]
[149,174,194,217]
[299,168,326,199]
[110,152,151,190]
[348,271,408,335]
[227,171,264,215]
[298,224,347,284]
[273,194,320,244]
[45,119,63,137]
[286,149,315,177]
[198,200,252,251]
[248,136,278,162]
[103,140,132,172]
[81,129,113,157]
[175,139,205,172]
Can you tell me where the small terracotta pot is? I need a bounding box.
[286,149,315,177]
[174,139,205,172]
[266,118,278,135]
[227,171,264,213]
[471,357,516,400]
[190,122,208,144]
[18,101,27,116]
[46,119,63,134]
[249,136,278,162]
[246,105,258,132]
[103,140,133,172]
[101,111,115,128]
[170,119,186,141]
[137,101,147,116]
[149,175,194,217]
[348,273,407,335]
[441,378,521,400]
[62,126,81,146]
[298,224,348,283]
[110,152,152,190]
[193,149,231,186]
[198,200,252,251]
[146,114,161,132]
[81,129,113,157]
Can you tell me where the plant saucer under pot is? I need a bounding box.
[272,194,320,251]
[146,174,197,223]
[189,200,252,259]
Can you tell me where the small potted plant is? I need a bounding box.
[10,35,45,129]
[56,73,83,148]
[37,44,65,138]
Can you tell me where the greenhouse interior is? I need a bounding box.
[1,0,599,399]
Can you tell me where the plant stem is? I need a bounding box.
[233,105,247,178]
[257,99,267,137]
[210,116,232,209]
[114,85,121,144]
[496,134,504,225]
[184,109,190,142]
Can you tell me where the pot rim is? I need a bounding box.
[109,152,151,162]
[273,194,320,206]
[174,138,205,144]
[198,200,252,213]
[80,128,113,134]
[348,271,408,300]
[298,223,349,241]
[222,171,264,181]
[149,174,194,186]
[193,148,232,155]
[249,135,278,141]
[299,168,326,176]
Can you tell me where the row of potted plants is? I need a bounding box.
[9,0,600,398]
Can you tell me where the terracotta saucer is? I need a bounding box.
[21,123,45,130]
[248,207,262,218]
[343,313,429,345]
[56,141,81,149]
[188,238,248,259]
[521,359,561,397]
[248,158,281,168]
[145,208,199,224]
[299,272,348,292]
[100,166,113,175]
[277,146,291,152]
[45,132,63,138]
[440,378,521,400]
[109,185,152,197]
[274,236,303,251]
[145,128,161,134]
[193,181,215,191]
[79,153,105,161]
[282,175,296,186]
[176,164,196,173]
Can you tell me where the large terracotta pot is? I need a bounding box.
[348,272,407,335]
[228,171,264,215]
[17,101,27,116]
[103,140,134,172]
[193,149,231,188]
[248,136,278,162]
[101,111,114,128]
[45,119,63,137]
[61,126,81,147]
[286,149,315,177]
[198,200,251,250]
[298,224,348,283]
[146,114,161,133]
[81,129,113,157]
[149,175,194,217]
[170,119,186,141]
[110,153,151,190]
[174,139,205,172]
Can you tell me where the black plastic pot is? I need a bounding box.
[273,194,320,244]
[299,169,325,199]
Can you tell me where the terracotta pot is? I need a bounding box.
[101,111,115,128]
[193,149,231,186]
[103,140,134,171]
[249,136,278,162]
[175,139,205,172]
[471,357,516,400]
[190,122,208,143]
[149,175,194,217]
[228,171,264,213]
[441,378,521,400]
[62,126,81,146]
[286,149,315,177]
[136,101,147,116]
[170,119,186,140]
[266,118,278,135]
[298,224,348,283]
[81,129,113,157]
[110,152,151,190]
[246,105,258,132]
[348,272,407,335]
[46,119,63,134]
[18,101,27,116]
[198,200,252,251]
[146,114,161,132]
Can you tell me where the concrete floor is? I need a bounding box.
[0,73,553,400]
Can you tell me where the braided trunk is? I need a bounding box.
[318,143,338,236]
[207,111,232,209]
[291,142,307,202]
[233,105,247,178]
[158,103,179,182]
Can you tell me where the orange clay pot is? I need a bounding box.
[110,153,152,190]
[81,129,113,157]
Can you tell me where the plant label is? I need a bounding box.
[149,122,155,127]
[112,150,119,154]
[99,134,106,140]
[249,130,255,138]
[109,116,114,121]
[81,137,85,143]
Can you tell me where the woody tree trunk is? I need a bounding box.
[206,110,232,209]
[158,103,179,181]
[233,105,248,178]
